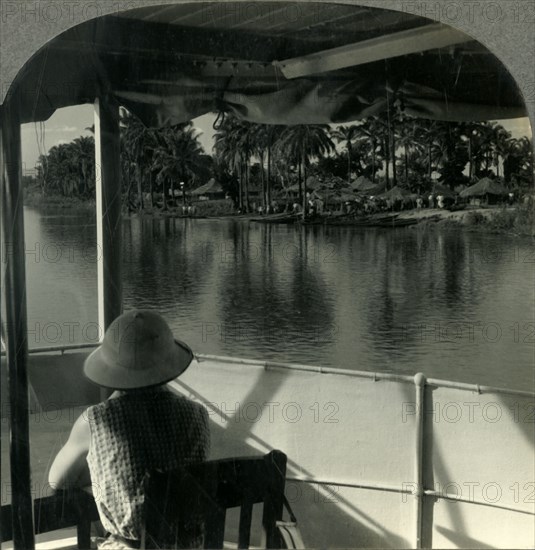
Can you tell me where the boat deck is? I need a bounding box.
[1,351,534,548]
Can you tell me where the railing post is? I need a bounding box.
[94,96,122,400]
[0,98,36,549]
[414,373,426,549]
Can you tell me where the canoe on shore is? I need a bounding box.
[318,213,417,227]
[250,212,420,227]
[249,213,302,223]
[371,218,419,227]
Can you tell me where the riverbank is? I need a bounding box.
[397,205,534,237]
[24,189,96,214]
[24,191,533,237]
[268,205,534,237]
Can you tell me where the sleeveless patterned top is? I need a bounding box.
[86,387,210,542]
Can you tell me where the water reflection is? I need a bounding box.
[22,208,98,346]
[21,208,535,391]
[210,224,335,364]
[123,217,215,311]
[442,232,466,307]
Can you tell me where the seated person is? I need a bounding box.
[49,310,210,549]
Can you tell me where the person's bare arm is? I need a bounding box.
[48,412,91,489]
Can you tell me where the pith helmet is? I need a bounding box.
[84,310,194,389]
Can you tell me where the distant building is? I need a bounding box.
[191,178,226,201]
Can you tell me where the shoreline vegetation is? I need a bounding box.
[24,188,534,237]
[26,109,533,236]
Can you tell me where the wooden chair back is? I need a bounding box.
[143,450,287,549]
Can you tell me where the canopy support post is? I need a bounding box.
[94,97,122,399]
[0,98,36,550]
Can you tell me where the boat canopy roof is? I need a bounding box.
[8,1,526,127]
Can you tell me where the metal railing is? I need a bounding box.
[3,344,534,548]
[195,353,535,549]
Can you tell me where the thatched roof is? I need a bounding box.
[191,178,223,195]
[459,178,508,197]
[287,176,322,193]
[312,187,355,202]
[324,176,349,189]
[376,186,416,201]
[357,183,386,196]
[351,176,376,191]
[306,176,323,190]
[431,183,456,197]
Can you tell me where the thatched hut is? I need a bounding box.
[191,178,226,200]
[459,178,508,204]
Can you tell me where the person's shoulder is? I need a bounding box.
[168,392,208,416]
[85,399,111,418]
[82,399,120,428]
[171,392,205,409]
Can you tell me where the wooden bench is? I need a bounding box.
[1,489,99,549]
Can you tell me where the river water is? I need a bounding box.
[19,207,535,391]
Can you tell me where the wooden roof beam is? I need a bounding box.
[274,23,473,78]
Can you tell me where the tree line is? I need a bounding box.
[34,108,533,213]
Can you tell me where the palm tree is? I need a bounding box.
[331,125,361,184]
[456,121,480,182]
[369,107,402,189]
[276,125,334,217]
[395,117,424,186]
[70,136,95,197]
[152,124,205,209]
[121,110,158,210]
[373,116,394,188]
[265,125,285,208]
[42,144,76,197]
[214,115,246,210]
[360,115,396,188]
[471,122,496,177]
[247,124,285,209]
[491,124,512,179]
[413,119,440,183]
[214,115,260,212]
[249,124,267,208]
[503,136,533,186]
[36,154,48,195]
[436,122,470,187]
[236,123,256,212]
[355,118,382,182]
